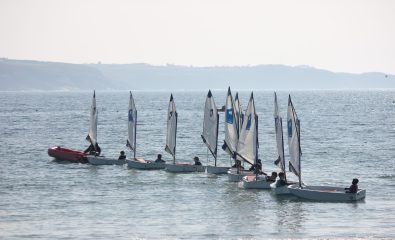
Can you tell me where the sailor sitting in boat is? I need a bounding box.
[232,160,244,170]
[155,154,165,163]
[249,159,262,174]
[275,172,287,187]
[84,143,101,156]
[265,172,278,182]
[345,178,359,193]
[194,156,202,165]
[118,151,126,160]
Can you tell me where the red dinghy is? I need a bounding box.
[48,146,88,163]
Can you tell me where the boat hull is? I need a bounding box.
[227,168,254,182]
[288,184,366,202]
[270,182,291,195]
[48,147,87,163]
[87,156,125,165]
[206,166,230,174]
[239,175,273,189]
[165,163,205,173]
[126,159,165,170]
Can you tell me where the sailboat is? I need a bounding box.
[224,88,253,181]
[165,94,205,173]
[202,90,229,174]
[238,93,272,189]
[286,95,366,201]
[126,92,165,169]
[270,92,293,194]
[48,91,98,163]
[86,92,124,165]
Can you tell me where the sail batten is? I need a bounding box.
[236,92,258,165]
[202,90,219,162]
[165,94,177,163]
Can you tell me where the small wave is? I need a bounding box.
[378,174,395,179]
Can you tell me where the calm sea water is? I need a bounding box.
[1,90,395,239]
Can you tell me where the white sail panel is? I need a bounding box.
[87,90,98,147]
[202,90,219,159]
[165,94,177,160]
[236,92,257,165]
[274,92,286,173]
[127,91,137,156]
[287,95,301,177]
[223,87,238,156]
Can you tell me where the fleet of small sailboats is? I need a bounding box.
[48,89,366,202]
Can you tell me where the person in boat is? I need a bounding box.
[155,154,165,163]
[249,159,263,174]
[266,172,278,182]
[84,143,101,156]
[232,160,244,170]
[345,178,359,193]
[118,151,126,160]
[194,156,202,165]
[275,172,287,187]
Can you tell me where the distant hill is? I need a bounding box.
[0,58,393,91]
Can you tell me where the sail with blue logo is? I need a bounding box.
[202,90,219,164]
[287,94,301,183]
[236,92,258,165]
[222,87,238,156]
[274,92,286,176]
[165,94,178,163]
[86,90,98,149]
[127,91,137,158]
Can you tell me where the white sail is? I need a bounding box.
[86,90,98,147]
[165,94,177,162]
[287,95,301,180]
[223,87,238,156]
[274,92,286,174]
[202,90,219,160]
[127,91,137,158]
[236,92,258,165]
[234,92,244,137]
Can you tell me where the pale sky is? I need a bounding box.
[0,0,394,74]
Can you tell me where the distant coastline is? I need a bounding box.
[0,58,393,91]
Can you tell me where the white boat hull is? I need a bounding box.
[126,159,165,170]
[239,175,273,189]
[227,168,254,182]
[87,156,125,165]
[288,184,366,202]
[206,166,230,174]
[165,163,205,173]
[270,182,291,195]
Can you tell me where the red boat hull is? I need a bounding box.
[48,147,88,163]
